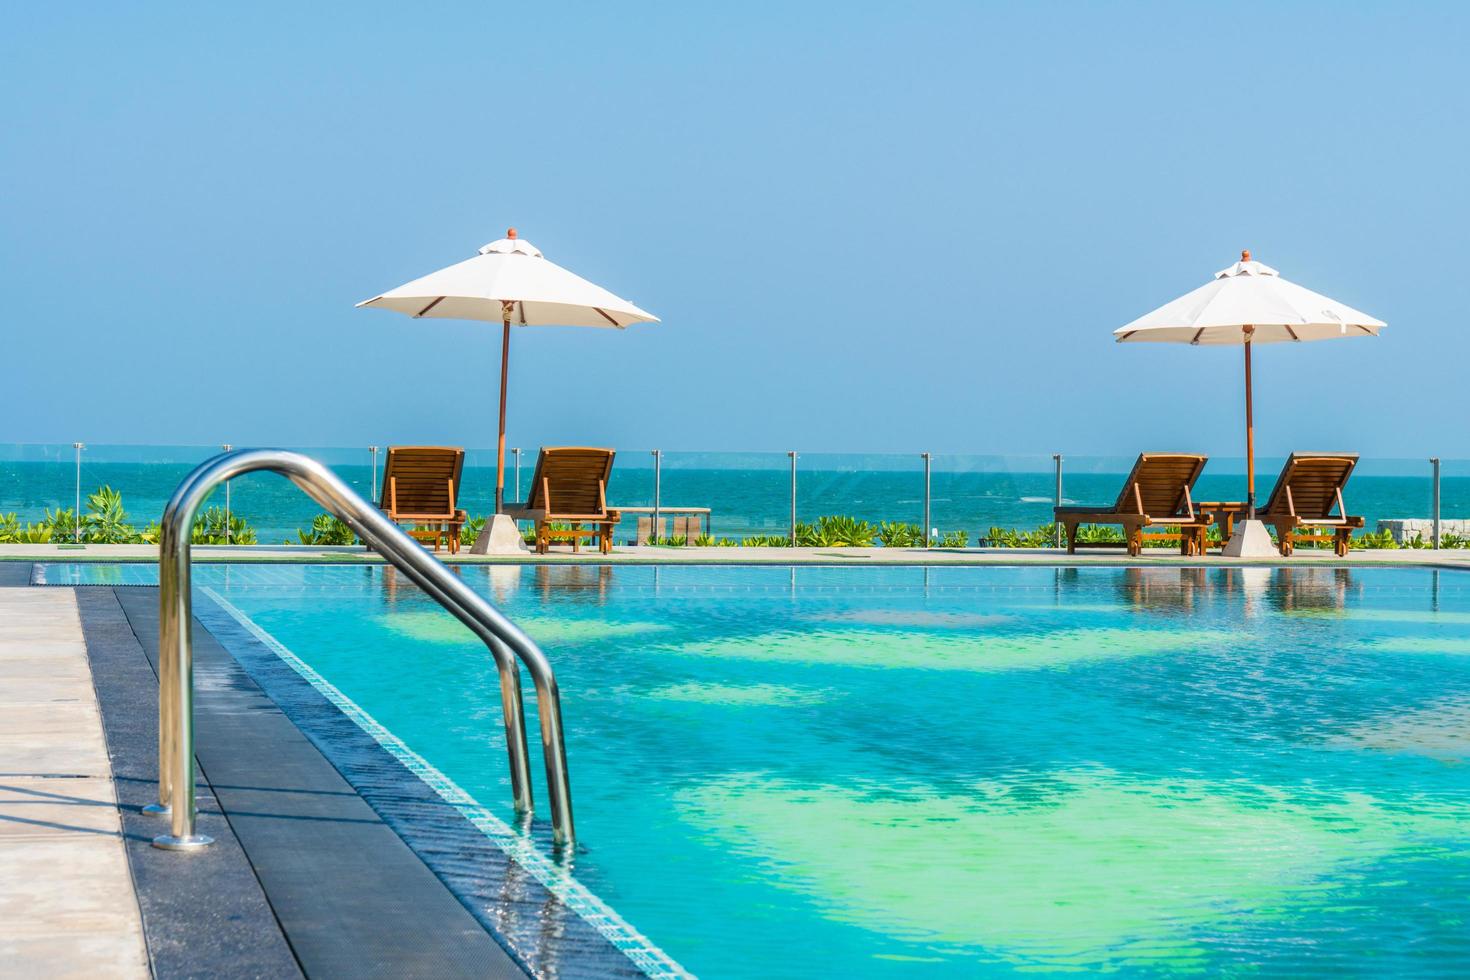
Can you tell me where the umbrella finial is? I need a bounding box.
[507,227,517,240]
[1241,249,1251,262]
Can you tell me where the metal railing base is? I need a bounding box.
[152,833,213,851]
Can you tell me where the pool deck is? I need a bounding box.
[2,567,623,978]
[0,585,150,977]
[4,542,1470,567]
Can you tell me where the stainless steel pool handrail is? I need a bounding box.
[149,449,574,849]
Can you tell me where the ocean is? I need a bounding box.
[0,448,1460,543]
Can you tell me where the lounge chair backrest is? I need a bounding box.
[1261,453,1358,519]
[524,447,616,516]
[1111,453,1207,517]
[380,446,464,517]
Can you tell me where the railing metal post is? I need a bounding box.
[513,447,522,502]
[788,451,798,546]
[1431,457,1441,549]
[150,450,574,847]
[369,445,379,500]
[921,452,931,548]
[73,442,83,543]
[221,444,232,544]
[652,449,662,545]
[1053,453,1064,548]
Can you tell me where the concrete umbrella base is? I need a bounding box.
[469,514,530,555]
[1221,519,1278,558]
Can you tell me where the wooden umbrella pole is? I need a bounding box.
[1244,325,1255,519]
[496,316,510,514]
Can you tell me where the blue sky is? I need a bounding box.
[2,3,1465,460]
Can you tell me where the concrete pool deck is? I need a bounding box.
[0,586,149,977]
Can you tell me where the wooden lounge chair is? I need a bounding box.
[1054,453,1210,557]
[379,446,468,554]
[504,447,621,554]
[1260,453,1364,557]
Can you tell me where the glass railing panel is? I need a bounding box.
[0,443,76,531]
[629,451,786,544]
[3,443,1467,550]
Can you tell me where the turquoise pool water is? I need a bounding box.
[50,564,1470,976]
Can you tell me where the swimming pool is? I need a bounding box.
[45,563,1470,976]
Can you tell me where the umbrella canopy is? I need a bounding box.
[1113,251,1385,534]
[357,232,657,328]
[358,230,657,516]
[1115,252,1385,345]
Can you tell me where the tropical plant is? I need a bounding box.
[1352,528,1398,549]
[1443,532,1467,549]
[934,529,969,548]
[986,524,1055,548]
[192,507,258,545]
[296,513,354,546]
[714,537,738,547]
[0,513,18,543]
[43,506,79,542]
[1075,524,1125,545]
[693,533,716,547]
[81,485,136,544]
[17,522,53,544]
[815,515,875,547]
[460,516,486,547]
[740,534,789,547]
[877,521,923,547]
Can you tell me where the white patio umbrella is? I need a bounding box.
[1115,250,1385,555]
[358,229,657,549]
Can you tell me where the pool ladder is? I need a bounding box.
[146,449,574,850]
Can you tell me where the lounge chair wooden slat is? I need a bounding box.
[503,447,622,554]
[378,446,468,554]
[1259,453,1361,557]
[1057,453,1210,557]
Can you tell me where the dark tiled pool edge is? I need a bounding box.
[74,586,304,979]
[164,587,657,978]
[85,585,533,979]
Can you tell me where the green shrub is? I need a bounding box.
[1353,528,1397,549]
[193,507,258,545]
[18,522,53,544]
[815,515,874,547]
[460,516,486,547]
[934,529,969,548]
[43,507,79,542]
[877,521,923,547]
[0,513,49,544]
[693,533,716,547]
[81,486,136,544]
[740,534,789,547]
[296,513,355,546]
